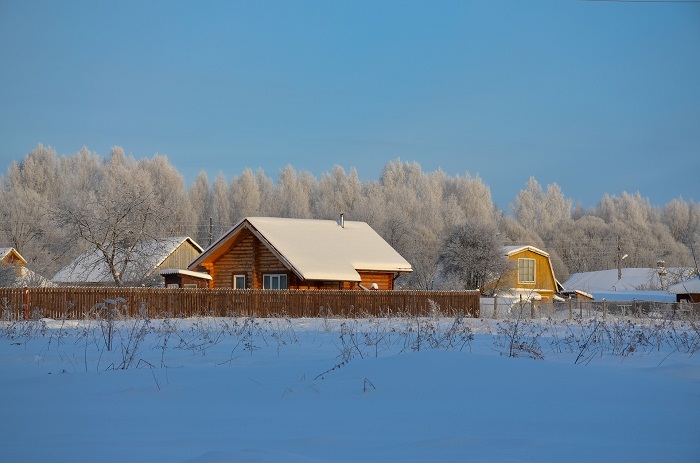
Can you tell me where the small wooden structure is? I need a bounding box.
[53,237,203,286]
[668,276,700,303]
[189,216,413,290]
[160,269,212,289]
[500,245,564,302]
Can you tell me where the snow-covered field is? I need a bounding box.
[2,315,699,463]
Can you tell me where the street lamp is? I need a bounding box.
[617,253,628,281]
[617,234,627,281]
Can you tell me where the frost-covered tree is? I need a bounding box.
[139,154,195,237]
[211,172,232,240]
[511,177,571,241]
[273,165,314,219]
[51,147,167,286]
[0,145,74,275]
[662,198,700,272]
[439,219,510,293]
[188,171,213,246]
[312,165,363,220]
[229,168,262,221]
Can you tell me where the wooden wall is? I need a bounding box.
[505,249,557,300]
[156,240,202,273]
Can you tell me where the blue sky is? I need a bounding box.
[1,1,699,210]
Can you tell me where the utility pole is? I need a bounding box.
[617,234,628,281]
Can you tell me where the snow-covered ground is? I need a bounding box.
[1,315,699,463]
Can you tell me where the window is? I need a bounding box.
[233,274,246,289]
[183,284,197,289]
[518,258,535,283]
[263,274,287,290]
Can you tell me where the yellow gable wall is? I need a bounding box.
[505,249,557,299]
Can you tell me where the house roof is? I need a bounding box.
[53,237,202,284]
[563,267,694,293]
[587,290,676,302]
[667,276,700,295]
[504,245,549,258]
[159,268,212,280]
[189,217,413,282]
[0,247,27,266]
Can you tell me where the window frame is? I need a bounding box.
[517,258,536,284]
[233,274,246,289]
[263,273,288,290]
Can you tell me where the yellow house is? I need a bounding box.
[502,245,563,302]
[0,247,27,267]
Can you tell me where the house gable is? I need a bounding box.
[0,248,27,267]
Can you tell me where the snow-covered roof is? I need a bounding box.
[563,267,694,293]
[159,269,212,280]
[190,217,413,282]
[503,245,549,257]
[589,290,676,302]
[0,266,55,288]
[667,276,700,295]
[53,237,202,284]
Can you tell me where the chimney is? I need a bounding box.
[339,212,345,228]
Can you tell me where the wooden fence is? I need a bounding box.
[0,287,480,320]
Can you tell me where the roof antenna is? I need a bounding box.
[339,212,345,229]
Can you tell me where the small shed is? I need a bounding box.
[667,276,700,303]
[160,269,212,289]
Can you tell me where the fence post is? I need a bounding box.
[23,286,29,321]
[602,298,607,320]
[493,297,497,319]
[530,300,535,319]
[568,298,573,320]
[579,299,583,319]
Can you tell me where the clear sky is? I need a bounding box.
[1,1,698,211]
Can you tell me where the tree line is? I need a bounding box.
[0,145,698,289]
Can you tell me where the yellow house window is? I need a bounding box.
[518,258,535,283]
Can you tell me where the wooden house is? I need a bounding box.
[501,245,564,302]
[53,237,203,286]
[188,216,413,290]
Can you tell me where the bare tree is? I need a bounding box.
[439,219,511,293]
[51,147,167,286]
